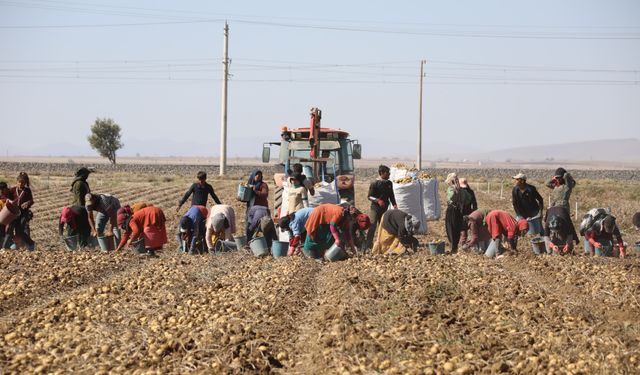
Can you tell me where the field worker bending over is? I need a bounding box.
[546,167,576,210]
[582,210,625,258]
[176,171,221,213]
[85,193,122,242]
[303,204,355,259]
[70,167,93,207]
[59,206,92,248]
[246,204,277,248]
[511,173,544,236]
[460,209,492,253]
[365,165,397,251]
[278,207,313,256]
[206,204,237,253]
[543,206,578,255]
[371,209,420,256]
[115,205,168,256]
[177,205,208,254]
[484,210,529,258]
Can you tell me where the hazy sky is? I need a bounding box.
[1,0,639,158]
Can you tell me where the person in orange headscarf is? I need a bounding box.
[303,204,358,258]
[115,205,167,256]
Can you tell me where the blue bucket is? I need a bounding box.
[249,237,269,257]
[271,241,288,258]
[428,241,445,255]
[635,241,640,254]
[237,184,253,202]
[97,236,116,252]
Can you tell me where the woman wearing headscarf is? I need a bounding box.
[303,204,356,259]
[245,170,269,240]
[115,205,168,256]
[205,204,237,252]
[59,205,92,248]
[372,209,420,255]
[444,173,472,254]
[2,172,36,251]
[71,167,92,206]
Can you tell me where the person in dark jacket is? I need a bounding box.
[176,171,221,212]
[445,172,473,253]
[365,165,397,250]
[511,173,544,236]
[71,167,93,207]
[2,172,36,251]
[59,205,92,248]
[543,206,578,255]
[458,178,477,215]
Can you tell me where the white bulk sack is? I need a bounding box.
[389,167,408,182]
[308,181,340,207]
[391,180,428,234]
[421,178,441,221]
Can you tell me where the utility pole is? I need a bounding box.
[219,22,229,176]
[417,59,426,170]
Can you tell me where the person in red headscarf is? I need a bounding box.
[115,205,167,255]
[59,205,92,248]
[484,210,529,258]
[303,204,359,258]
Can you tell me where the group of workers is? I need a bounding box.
[446,167,635,258]
[0,165,637,260]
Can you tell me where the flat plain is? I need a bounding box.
[0,162,638,374]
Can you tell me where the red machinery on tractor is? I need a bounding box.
[262,107,362,220]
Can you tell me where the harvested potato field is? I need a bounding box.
[0,165,639,374]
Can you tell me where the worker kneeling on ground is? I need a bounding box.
[543,206,578,255]
[205,204,237,253]
[460,209,492,254]
[303,204,357,259]
[372,209,419,256]
[278,207,313,256]
[59,205,92,249]
[177,205,208,254]
[484,210,529,258]
[115,205,168,256]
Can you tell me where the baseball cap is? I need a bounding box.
[512,173,526,180]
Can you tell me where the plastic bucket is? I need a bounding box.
[131,238,146,254]
[635,241,640,254]
[0,201,20,226]
[63,235,78,251]
[97,236,116,252]
[531,237,546,255]
[271,241,289,258]
[237,184,253,202]
[427,241,445,255]
[234,235,248,249]
[324,243,347,262]
[249,237,269,257]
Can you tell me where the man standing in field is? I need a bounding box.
[366,165,397,251]
[511,173,544,236]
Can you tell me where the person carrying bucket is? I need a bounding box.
[85,193,121,243]
[543,206,579,255]
[583,212,625,258]
[205,204,237,253]
[303,204,356,259]
[484,210,529,258]
[2,172,36,251]
[511,173,544,236]
[371,209,420,256]
[176,205,208,254]
[278,207,313,256]
[460,209,492,254]
[115,205,168,256]
[59,206,92,249]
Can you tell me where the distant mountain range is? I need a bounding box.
[1,138,638,163]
